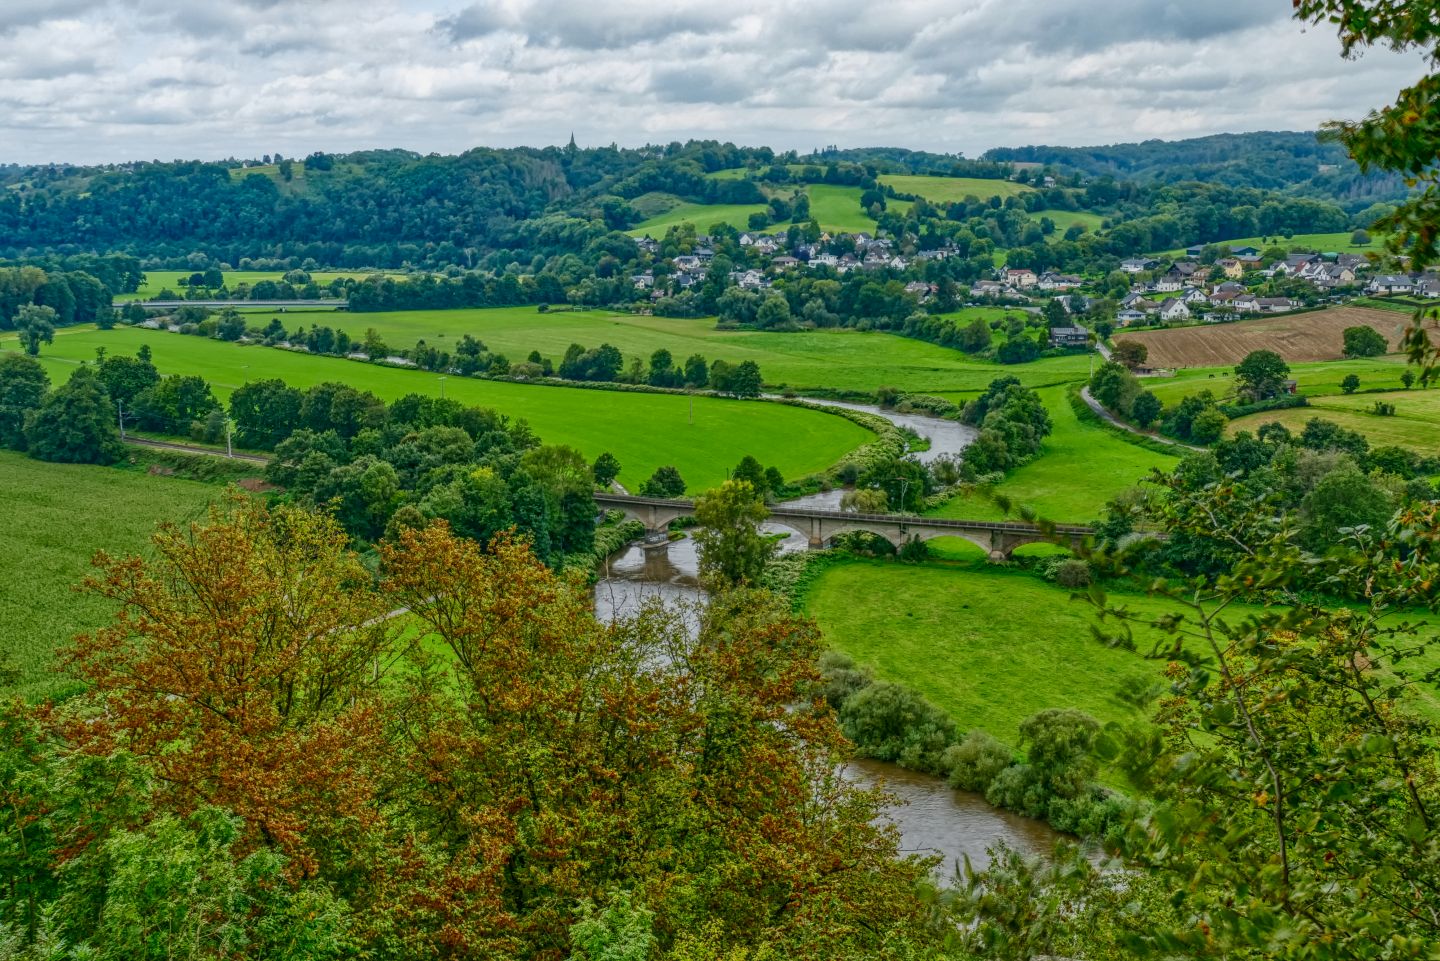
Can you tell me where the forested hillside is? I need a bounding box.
[984,130,1408,211]
[0,133,1399,280]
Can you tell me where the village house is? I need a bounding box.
[904,281,934,301]
[1216,258,1245,280]
[1116,308,1146,326]
[1037,272,1082,291]
[1255,297,1298,313]
[1120,257,1159,274]
[631,271,655,289]
[971,279,1006,296]
[1049,326,1090,347]
[1151,274,1183,293]
[1004,268,1039,288]
[1366,274,1416,295]
[1158,298,1190,322]
[730,269,766,290]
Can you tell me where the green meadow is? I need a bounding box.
[805,557,1440,750]
[804,559,1170,742]
[239,305,1091,395]
[626,184,906,237]
[626,200,778,237]
[1040,209,1106,234]
[0,450,221,701]
[929,386,1179,524]
[1,326,873,490]
[806,184,911,232]
[877,174,1033,204]
[1143,357,1412,407]
[1230,387,1440,453]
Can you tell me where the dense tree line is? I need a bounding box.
[985,130,1410,210]
[0,266,113,329]
[0,348,603,565]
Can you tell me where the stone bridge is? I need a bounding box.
[596,493,1093,561]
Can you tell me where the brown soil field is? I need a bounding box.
[1115,306,1413,368]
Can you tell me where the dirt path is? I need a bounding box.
[123,436,272,465]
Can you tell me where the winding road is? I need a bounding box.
[1078,387,1203,452]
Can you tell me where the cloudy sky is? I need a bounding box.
[0,0,1426,165]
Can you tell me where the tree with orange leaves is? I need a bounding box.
[19,502,945,959]
[64,495,403,876]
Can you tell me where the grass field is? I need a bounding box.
[241,305,1091,395]
[626,200,777,237]
[804,559,1168,743]
[1144,357,1413,407]
[118,270,388,301]
[1153,232,1378,258]
[805,557,1440,752]
[1,326,873,490]
[1117,306,1408,368]
[1230,387,1440,453]
[877,174,1032,204]
[626,184,908,237]
[806,184,912,232]
[1040,209,1106,235]
[929,386,1179,524]
[0,451,220,700]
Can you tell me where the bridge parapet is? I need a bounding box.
[593,493,1094,561]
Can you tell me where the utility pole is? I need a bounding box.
[117,400,126,439]
[439,375,447,399]
[226,420,234,459]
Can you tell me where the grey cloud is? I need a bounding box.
[439,2,511,41]
[0,0,93,34]
[443,0,738,49]
[0,0,1425,165]
[650,66,752,104]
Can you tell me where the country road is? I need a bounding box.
[124,436,272,465]
[1079,387,1203,453]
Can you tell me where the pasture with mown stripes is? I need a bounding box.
[0,325,874,491]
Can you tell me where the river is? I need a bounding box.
[594,398,1061,872]
[774,396,979,510]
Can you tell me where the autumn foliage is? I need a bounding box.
[14,498,939,958]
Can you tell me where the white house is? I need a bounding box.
[1158,298,1191,322]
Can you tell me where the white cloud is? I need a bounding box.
[0,0,1425,164]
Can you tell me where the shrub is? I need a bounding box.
[943,730,1015,793]
[838,681,957,775]
[817,650,874,711]
[1046,557,1092,588]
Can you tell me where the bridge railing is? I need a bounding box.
[593,493,1094,535]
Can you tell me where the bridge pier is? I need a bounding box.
[808,516,825,549]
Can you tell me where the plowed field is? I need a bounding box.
[1116,306,1410,368]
